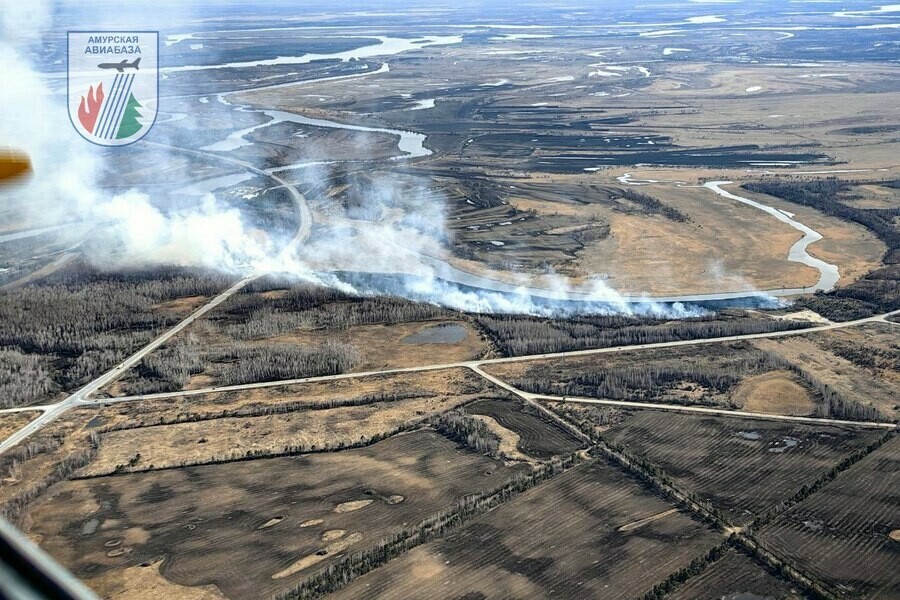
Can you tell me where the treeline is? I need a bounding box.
[743,179,899,260]
[276,454,580,600]
[522,346,882,421]
[616,189,690,223]
[550,404,627,437]
[218,281,452,339]
[128,338,206,395]
[0,262,231,405]
[229,279,353,311]
[82,424,419,478]
[514,349,791,405]
[101,391,427,432]
[784,361,883,421]
[548,407,836,600]
[643,541,730,600]
[0,437,63,482]
[215,342,360,387]
[750,430,893,531]
[743,179,899,320]
[0,348,54,408]
[819,337,898,373]
[814,384,881,421]
[125,340,360,393]
[428,410,500,456]
[269,298,446,334]
[1,436,98,528]
[475,313,811,357]
[795,266,900,320]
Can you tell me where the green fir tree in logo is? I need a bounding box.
[116,93,144,139]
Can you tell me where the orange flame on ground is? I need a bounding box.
[78,82,104,133]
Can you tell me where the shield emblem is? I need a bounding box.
[67,31,158,146]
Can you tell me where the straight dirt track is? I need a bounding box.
[1,309,897,456]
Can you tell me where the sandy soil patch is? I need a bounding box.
[259,516,285,529]
[322,529,346,541]
[85,560,227,600]
[299,519,323,528]
[733,370,817,416]
[334,500,373,513]
[470,414,531,463]
[272,532,364,579]
[617,508,680,532]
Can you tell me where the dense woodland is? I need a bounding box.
[743,179,899,320]
[475,313,811,356]
[214,342,359,386]
[514,345,882,421]
[616,188,690,223]
[819,335,899,374]
[429,409,501,456]
[218,281,451,339]
[0,263,231,407]
[512,347,790,406]
[126,339,360,393]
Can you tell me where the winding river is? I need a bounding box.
[181,33,838,308]
[703,181,839,295]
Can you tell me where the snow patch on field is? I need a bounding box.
[686,15,726,23]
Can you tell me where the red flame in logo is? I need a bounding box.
[77,83,104,133]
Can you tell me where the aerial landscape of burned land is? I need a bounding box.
[0,0,898,599]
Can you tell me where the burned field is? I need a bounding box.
[600,410,886,526]
[758,437,900,599]
[29,430,530,600]
[465,397,585,460]
[331,458,721,600]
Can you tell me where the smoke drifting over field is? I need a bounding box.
[1,2,271,274]
[0,2,714,317]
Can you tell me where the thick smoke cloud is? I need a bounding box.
[1,2,712,317]
[1,1,285,272]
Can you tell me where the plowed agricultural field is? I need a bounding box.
[28,430,530,600]
[603,411,883,525]
[331,459,721,600]
[667,548,810,600]
[465,397,585,459]
[758,436,900,599]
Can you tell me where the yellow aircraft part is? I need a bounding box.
[0,149,32,183]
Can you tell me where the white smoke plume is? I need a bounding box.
[0,1,718,317]
[1,1,282,272]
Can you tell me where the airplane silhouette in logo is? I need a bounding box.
[97,57,141,73]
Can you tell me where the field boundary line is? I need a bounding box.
[1,310,897,453]
[543,402,842,599]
